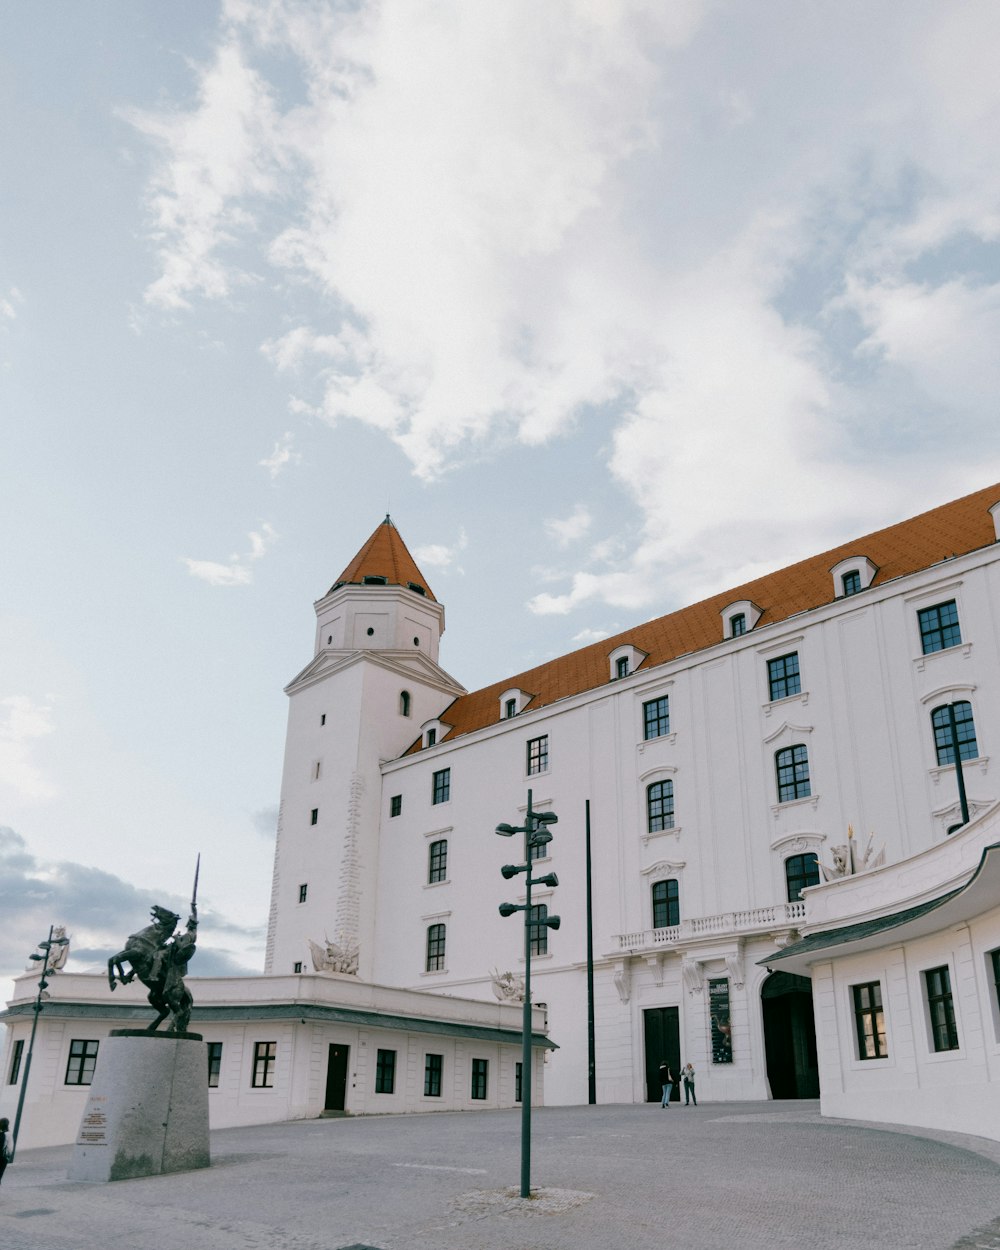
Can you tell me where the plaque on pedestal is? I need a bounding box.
[70,1031,210,1182]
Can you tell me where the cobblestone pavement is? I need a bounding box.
[2,1102,1000,1250]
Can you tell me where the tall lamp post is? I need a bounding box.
[943,702,972,832]
[11,926,70,1159]
[496,789,560,1199]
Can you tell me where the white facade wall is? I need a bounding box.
[348,546,1000,1105]
[0,973,545,1148]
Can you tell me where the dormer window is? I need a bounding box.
[608,644,647,682]
[426,728,437,747]
[830,556,877,599]
[363,575,388,585]
[407,582,426,596]
[499,689,532,720]
[721,600,762,640]
[421,719,444,748]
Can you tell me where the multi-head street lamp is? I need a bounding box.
[495,789,561,1199]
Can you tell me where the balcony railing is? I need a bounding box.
[614,900,806,952]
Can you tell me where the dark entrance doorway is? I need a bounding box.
[325,1043,350,1111]
[761,971,818,1098]
[642,1006,680,1102]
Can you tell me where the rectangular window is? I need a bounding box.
[313,760,322,780]
[424,1052,443,1097]
[432,768,450,804]
[646,780,675,832]
[310,808,319,825]
[293,961,303,973]
[528,903,550,956]
[375,1048,396,1094]
[471,1057,488,1100]
[775,744,811,802]
[643,696,670,740]
[918,600,962,654]
[65,1039,99,1086]
[8,1038,24,1084]
[527,735,549,775]
[842,570,861,596]
[852,982,887,1059]
[924,966,959,1052]
[768,652,801,701]
[615,656,629,679]
[298,883,308,903]
[426,727,437,747]
[390,794,402,817]
[651,878,680,928]
[429,838,448,883]
[527,826,550,862]
[426,922,447,971]
[514,1060,523,1103]
[252,1041,277,1088]
[730,613,746,637]
[320,713,326,725]
[505,698,517,718]
[207,1041,223,1088]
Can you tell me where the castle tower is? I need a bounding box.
[264,517,465,980]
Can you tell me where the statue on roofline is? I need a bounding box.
[819,826,885,882]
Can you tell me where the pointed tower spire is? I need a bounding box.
[328,515,437,602]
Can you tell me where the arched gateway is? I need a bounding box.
[761,971,819,1098]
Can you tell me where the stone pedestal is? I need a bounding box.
[69,1030,210,1182]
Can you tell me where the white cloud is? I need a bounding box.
[1,286,23,320]
[259,432,301,478]
[414,529,468,572]
[182,522,277,586]
[0,695,56,801]
[136,2,1000,614]
[571,626,613,645]
[546,505,592,549]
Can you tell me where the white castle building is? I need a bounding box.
[6,482,1000,1146]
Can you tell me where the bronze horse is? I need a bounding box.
[108,905,195,1033]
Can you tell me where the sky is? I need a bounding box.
[2,0,1000,1012]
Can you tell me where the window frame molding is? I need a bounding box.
[905,582,972,670]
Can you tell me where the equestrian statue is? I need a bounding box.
[107,856,200,1034]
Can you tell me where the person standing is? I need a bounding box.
[682,1062,697,1105]
[0,1116,11,1187]
[658,1060,675,1107]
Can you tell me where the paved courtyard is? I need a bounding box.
[3,1102,1000,1250]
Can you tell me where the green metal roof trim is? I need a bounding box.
[0,999,557,1050]
[761,839,1000,969]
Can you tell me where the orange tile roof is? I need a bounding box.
[431,482,1000,746]
[329,516,438,602]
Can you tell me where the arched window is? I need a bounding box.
[730,613,746,637]
[646,780,675,832]
[651,879,680,928]
[785,853,820,901]
[400,690,411,717]
[931,701,978,765]
[775,744,810,802]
